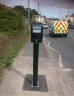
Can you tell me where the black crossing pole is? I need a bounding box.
[31,22,43,87]
[33,42,39,86]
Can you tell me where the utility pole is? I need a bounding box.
[37,2,39,22]
[68,0,70,21]
[3,1,4,5]
[40,12,41,22]
[28,0,30,31]
[52,16,53,21]
[38,3,39,14]
[68,0,70,16]
[59,9,61,20]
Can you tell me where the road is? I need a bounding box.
[43,29,74,94]
[43,29,74,73]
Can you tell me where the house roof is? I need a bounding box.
[65,15,69,17]
[70,14,74,17]
[35,15,39,18]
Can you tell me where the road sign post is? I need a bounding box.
[31,22,43,87]
[33,42,39,86]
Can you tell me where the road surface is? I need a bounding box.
[43,29,74,69]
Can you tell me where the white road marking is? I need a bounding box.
[43,37,49,42]
[60,68,72,72]
[43,37,45,39]
[44,38,63,68]
[45,39,49,42]
[59,54,63,68]
[58,75,69,96]
[71,36,73,38]
[47,41,50,46]
[49,46,59,54]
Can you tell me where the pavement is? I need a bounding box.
[0,29,74,96]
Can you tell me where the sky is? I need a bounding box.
[0,0,74,18]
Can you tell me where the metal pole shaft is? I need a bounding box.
[33,43,39,86]
[68,0,70,20]
[28,0,30,31]
[68,0,70,16]
[59,9,61,19]
[38,3,39,14]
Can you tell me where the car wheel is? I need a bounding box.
[49,33,51,36]
[51,32,54,37]
[49,31,51,36]
[64,34,67,37]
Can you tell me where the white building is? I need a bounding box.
[44,18,50,23]
[35,15,44,22]
[65,14,74,24]
[65,15,69,22]
[69,14,74,24]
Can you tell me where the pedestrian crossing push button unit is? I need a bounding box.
[31,22,43,43]
[31,22,43,87]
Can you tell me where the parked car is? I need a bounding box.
[43,23,48,29]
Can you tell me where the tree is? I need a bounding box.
[12,6,28,17]
[49,18,52,20]
[12,6,38,19]
[31,9,38,15]
[13,6,25,11]
[68,19,71,23]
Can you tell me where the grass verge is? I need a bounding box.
[0,26,30,77]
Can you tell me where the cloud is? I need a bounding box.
[0,0,74,18]
[32,0,74,9]
[0,0,28,8]
[1,0,74,9]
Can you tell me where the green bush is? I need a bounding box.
[68,20,71,23]
[0,8,24,35]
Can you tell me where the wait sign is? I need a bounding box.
[33,26,41,33]
[33,26,41,30]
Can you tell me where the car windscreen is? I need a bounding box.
[44,24,47,25]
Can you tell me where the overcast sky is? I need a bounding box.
[0,0,74,18]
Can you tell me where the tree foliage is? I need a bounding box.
[0,4,38,34]
[68,19,71,23]
[12,6,28,17]
[0,6,24,34]
[12,6,38,18]
[49,18,59,20]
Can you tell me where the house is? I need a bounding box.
[65,15,69,22]
[49,20,52,24]
[35,15,44,22]
[69,14,74,24]
[44,18,50,23]
[65,14,74,24]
